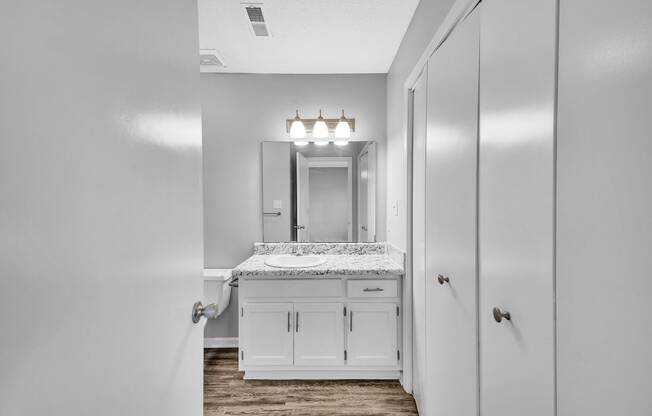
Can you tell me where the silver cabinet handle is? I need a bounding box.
[363,287,384,292]
[295,311,299,332]
[493,307,511,323]
[287,311,291,332]
[350,311,353,331]
[293,225,306,230]
[437,274,450,285]
[263,212,281,216]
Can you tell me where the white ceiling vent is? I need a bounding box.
[200,49,227,73]
[242,3,271,37]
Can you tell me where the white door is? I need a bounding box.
[347,303,398,366]
[240,303,294,366]
[294,303,345,366]
[556,1,652,414]
[296,152,310,241]
[479,0,557,415]
[0,1,203,415]
[358,150,369,242]
[425,6,480,416]
[410,69,428,413]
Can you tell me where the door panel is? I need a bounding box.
[557,1,652,414]
[241,303,293,366]
[479,1,557,415]
[0,1,203,414]
[294,303,344,366]
[425,7,480,416]
[411,70,428,413]
[347,303,398,366]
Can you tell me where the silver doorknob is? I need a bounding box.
[192,301,219,323]
[437,274,450,285]
[493,307,511,323]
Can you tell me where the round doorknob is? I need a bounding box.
[493,307,511,323]
[192,301,219,323]
[437,274,450,285]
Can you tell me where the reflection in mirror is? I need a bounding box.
[262,141,377,243]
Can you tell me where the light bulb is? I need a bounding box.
[289,110,306,139]
[312,109,329,141]
[334,109,351,141]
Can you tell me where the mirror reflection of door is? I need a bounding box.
[296,152,310,242]
[296,156,352,242]
[357,142,376,242]
[358,150,369,242]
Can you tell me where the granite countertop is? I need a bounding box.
[232,254,403,278]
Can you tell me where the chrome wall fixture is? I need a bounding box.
[286,109,355,146]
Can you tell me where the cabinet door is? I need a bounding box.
[425,6,480,416]
[347,303,398,366]
[240,303,293,366]
[479,0,557,415]
[294,303,344,366]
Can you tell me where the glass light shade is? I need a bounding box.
[289,110,306,139]
[334,140,349,146]
[312,109,329,139]
[294,140,308,146]
[334,110,351,140]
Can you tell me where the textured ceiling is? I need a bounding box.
[198,0,420,73]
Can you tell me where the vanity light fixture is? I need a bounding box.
[334,109,351,145]
[312,109,330,144]
[289,110,307,144]
[286,110,355,144]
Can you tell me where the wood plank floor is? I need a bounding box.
[204,348,418,416]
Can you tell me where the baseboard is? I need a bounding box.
[243,370,401,380]
[204,337,238,348]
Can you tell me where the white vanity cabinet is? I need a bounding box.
[346,303,398,366]
[238,276,402,380]
[240,303,293,366]
[293,302,345,366]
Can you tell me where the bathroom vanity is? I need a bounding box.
[233,243,404,380]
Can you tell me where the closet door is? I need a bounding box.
[557,1,652,414]
[425,6,480,416]
[478,0,557,416]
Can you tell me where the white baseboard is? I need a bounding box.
[204,337,238,348]
[243,370,401,380]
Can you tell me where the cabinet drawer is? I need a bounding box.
[242,279,343,298]
[347,280,397,298]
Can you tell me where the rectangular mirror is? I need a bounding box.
[262,141,377,242]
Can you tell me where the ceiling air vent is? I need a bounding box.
[242,3,271,37]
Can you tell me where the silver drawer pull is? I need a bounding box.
[363,287,384,292]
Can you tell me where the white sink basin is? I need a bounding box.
[264,255,326,269]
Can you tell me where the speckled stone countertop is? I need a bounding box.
[232,242,404,278]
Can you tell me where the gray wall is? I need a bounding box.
[202,74,387,338]
[385,0,455,250]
